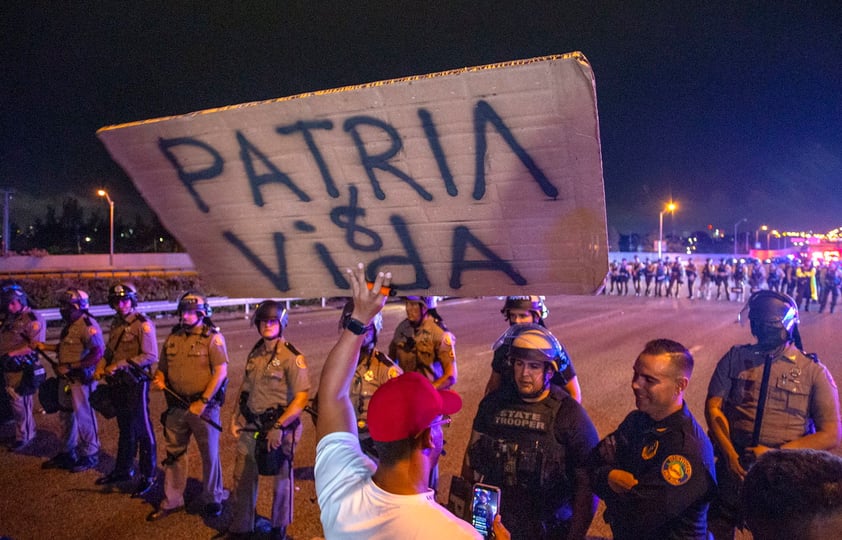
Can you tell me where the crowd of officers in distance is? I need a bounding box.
[604,254,841,313]
[1,269,841,540]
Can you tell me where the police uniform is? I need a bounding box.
[104,311,158,483]
[706,342,840,531]
[351,348,401,436]
[157,321,229,511]
[0,307,46,446]
[230,338,311,535]
[389,316,455,385]
[589,403,716,540]
[685,259,698,299]
[57,311,105,463]
[468,384,598,539]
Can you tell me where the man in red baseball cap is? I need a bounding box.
[314,263,508,539]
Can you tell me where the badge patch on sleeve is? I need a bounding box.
[295,356,307,369]
[661,455,692,485]
[142,322,152,334]
[89,326,99,336]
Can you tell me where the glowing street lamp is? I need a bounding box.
[658,201,677,259]
[97,189,114,266]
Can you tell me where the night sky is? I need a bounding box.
[3,2,841,240]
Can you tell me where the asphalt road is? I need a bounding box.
[3,294,840,539]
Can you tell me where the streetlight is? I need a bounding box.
[734,218,747,256]
[97,189,114,266]
[658,201,677,259]
[771,229,780,250]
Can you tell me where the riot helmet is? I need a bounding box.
[1,283,28,313]
[404,296,429,309]
[494,323,570,398]
[108,283,138,309]
[252,300,289,338]
[177,291,211,318]
[500,296,548,324]
[58,287,90,310]
[494,323,570,374]
[58,287,89,321]
[742,290,800,349]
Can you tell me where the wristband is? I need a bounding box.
[344,317,372,336]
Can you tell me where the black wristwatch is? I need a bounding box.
[345,317,372,335]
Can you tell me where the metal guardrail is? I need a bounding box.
[34,297,315,322]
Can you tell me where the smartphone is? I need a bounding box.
[470,483,501,539]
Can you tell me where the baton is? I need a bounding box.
[125,359,223,432]
[19,334,59,369]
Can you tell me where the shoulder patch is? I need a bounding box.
[31,320,41,333]
[295,355,307,369]
[88,325,99,336]
[142,322,153,334]
[387,366,400,379]
[443,333,453,346]
[212,334,224,347]
[661,455,692,486]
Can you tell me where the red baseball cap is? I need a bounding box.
[367,372,462,442]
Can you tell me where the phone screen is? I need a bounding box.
[470,483,500,539]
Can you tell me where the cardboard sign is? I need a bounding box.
[98,52,608,297]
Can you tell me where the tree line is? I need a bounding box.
[5,197,180,255]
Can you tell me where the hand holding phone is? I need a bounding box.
[471,483,501,539]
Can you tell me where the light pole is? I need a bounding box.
[658,201,677,259]
[97,189,114,266]
[734,218,747,256]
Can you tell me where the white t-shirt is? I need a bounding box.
[315,432,481,540]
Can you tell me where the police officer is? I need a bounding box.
[227,300,309,539]
[39,288,104,472]
[462,324,598,539]
[715,258,731,301]
[684,257,698,299]
[705,290,841,539]
[148,291,229,521]
[1,283,46,450]
[819,259,840,313]
[485,296,581,403]
[795,259,818,312]
[668,256,684,298]
[388,296,456,390]
[588,339,716,539]
[631,255,644,296]
[94,283,158,497]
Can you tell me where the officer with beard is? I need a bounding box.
[484,296,580,403]
[38,288,104,472]
[228,300,310,540]
[148,291,229,521]
[0,283,46,450]
[94,283,158,497]
[705,291,841,539]
[462,324,598,539]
